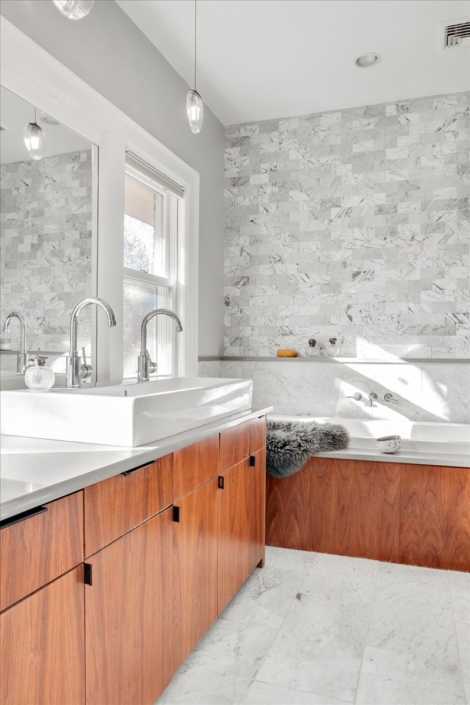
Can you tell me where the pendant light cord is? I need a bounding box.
[194,0,197,92]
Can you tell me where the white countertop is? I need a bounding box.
[2,407,467,521]
[0,407,272,521]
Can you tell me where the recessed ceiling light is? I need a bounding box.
[355,53,381,68]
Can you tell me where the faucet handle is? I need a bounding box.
[79,347,93,381]
[146,350,158,376]
[347,392,362,401]
[384,393,398,403]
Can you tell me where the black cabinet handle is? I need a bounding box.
[218,476,225,489]
[173,506,180,523]
[249,455,256,467]
[84,563,93,586]
[0,506,48,530]
[121,461,152,476]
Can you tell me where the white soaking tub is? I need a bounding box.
[269,415,470,468]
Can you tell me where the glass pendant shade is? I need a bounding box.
[24,122,46,161]
[52,0,94,20]
[186,90,204,134]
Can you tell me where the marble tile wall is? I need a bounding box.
[198,360,222,378]
[218,359,469,424]
[0,150,93,359]
[224,91,470,359]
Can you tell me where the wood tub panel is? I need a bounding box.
[266,457,470,572]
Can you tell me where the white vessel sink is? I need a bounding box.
[1,377,253,447]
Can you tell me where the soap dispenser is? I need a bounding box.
[25,355,55,391]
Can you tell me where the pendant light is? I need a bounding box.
[186,0,204,134]
[52,0,94,20]
[24,109,46,161]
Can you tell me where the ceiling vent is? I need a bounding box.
[440,17,470,50]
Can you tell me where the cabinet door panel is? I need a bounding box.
[0,567,85,705]
[86,509,174,705]
[217,458,252,614]
[220,422,251,472]
[250,447,266,569]
[173,435,220,500]
[218,448,266,614]
[84,455,173,556]
[0,492,84,611]
[173,478,219,664]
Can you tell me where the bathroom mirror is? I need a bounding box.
[0,86,98,380]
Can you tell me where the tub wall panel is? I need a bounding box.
[217,360,470,424]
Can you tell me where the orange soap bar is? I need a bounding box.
[277,349,298,357]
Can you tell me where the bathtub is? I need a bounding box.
[270,415,470,468]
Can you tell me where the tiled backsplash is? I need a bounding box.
[0,150,93,359]
[224,91,469,359]
[198,359,469,424]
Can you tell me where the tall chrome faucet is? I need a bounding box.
[66,297,116,388]
[138,309,183,382]
[3,312,27,375]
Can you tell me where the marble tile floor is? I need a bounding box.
[156,547,470,705]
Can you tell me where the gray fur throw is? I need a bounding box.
[267,419,349,478]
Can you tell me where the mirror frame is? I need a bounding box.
[1,18,199,382]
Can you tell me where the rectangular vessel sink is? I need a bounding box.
[1,377,253,447]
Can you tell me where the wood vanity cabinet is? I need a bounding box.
[0,492,84,611]
[0,414,267,705]
[85,508,174,705]
[218,420,267,614]
[0,567,85,705]
[83,455,173,556]
[173,477,219,663]
[218,449,267,614]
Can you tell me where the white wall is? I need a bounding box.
[0,0,224,357]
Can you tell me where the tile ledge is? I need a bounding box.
[217,356,470,364]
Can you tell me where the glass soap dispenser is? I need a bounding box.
[306,339,319,357]
[25,355,55,391]
[327,337,342,357]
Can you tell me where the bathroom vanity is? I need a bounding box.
[0,411,268,705]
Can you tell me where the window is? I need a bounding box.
[123,154,182,379]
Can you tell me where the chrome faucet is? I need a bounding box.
[137,309,183,382]
[3,312,27,375]
[66,297,116,388]
[368,392,378,407]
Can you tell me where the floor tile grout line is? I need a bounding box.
[446,569,469,704]
[239,550,320,705]
[353,561,380,705]
[250,677,355,704]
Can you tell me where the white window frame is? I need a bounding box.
[1,19,199,381]
[123,160,180,378]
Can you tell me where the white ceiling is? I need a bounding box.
[1,87,91,164]
[117,0,470,126]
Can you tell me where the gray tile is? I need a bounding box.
[255,598,369,702]
[157,618,277,705]
[220,546,318,631]
[367,562,461,680]
[356,646,466,705]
